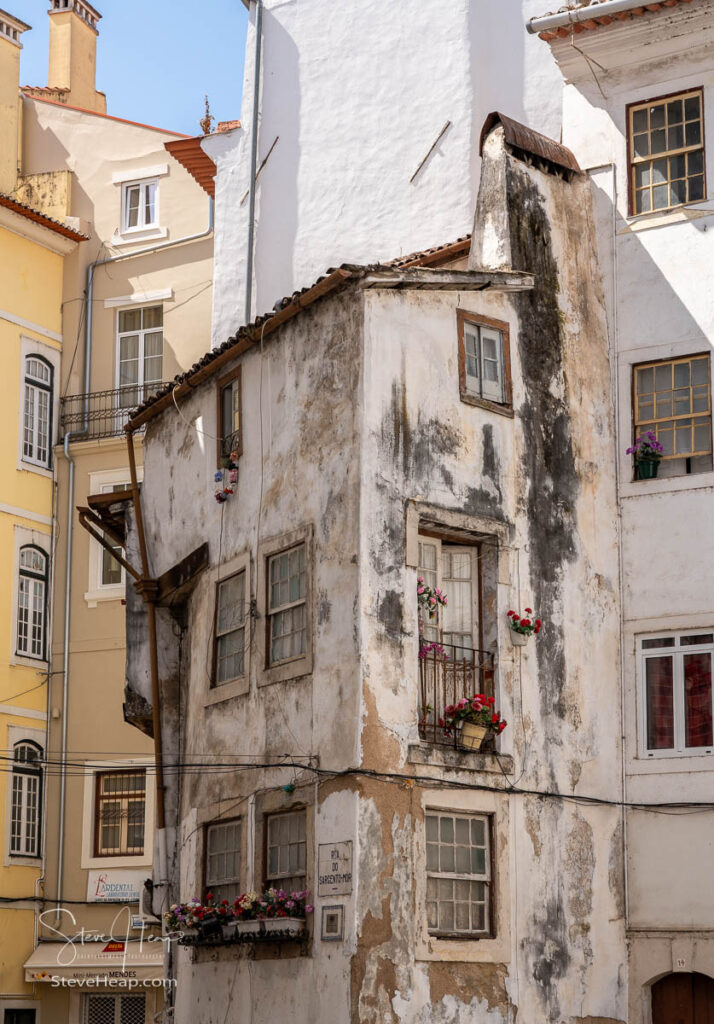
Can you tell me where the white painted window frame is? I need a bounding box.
[10,741,43,858]
[17,336,60,480]
[637,629,714,760]
[115,305,164,402]
[84,468,141,607]
[22,356,53,469]
[265,809,307,893]
[16,546,48,661]
[10,528,50,668]
[425,809,492,938]
[4,724,45,867]
[121,177,159,234]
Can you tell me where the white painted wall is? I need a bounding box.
[204,0,562,344]
[547,9,714,1019]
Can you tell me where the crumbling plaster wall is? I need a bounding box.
[351,151,625,1021]
[137,291,368,1024]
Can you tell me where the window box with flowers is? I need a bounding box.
[166,889,314,946]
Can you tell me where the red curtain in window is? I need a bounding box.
[646,656,674,749]
[684,653,713,748]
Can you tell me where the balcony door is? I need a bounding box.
[417,537,480,653]
[652,972,714,1024]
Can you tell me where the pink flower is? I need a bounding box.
[417,587,425,595]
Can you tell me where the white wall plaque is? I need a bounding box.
[318,841,353,897]
[87,869,146,903]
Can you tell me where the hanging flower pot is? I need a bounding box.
[507,608,541,645]
[510,630,529,647]
[460,721,489,751]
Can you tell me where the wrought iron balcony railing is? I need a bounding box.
[418,641,496,747]
[60,382,171,440]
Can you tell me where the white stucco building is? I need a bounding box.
[529,2,714,1020]
[199,0,564,342]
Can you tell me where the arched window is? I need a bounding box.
[23,355,53,468]
[17,546,48,660]
[10,741,43,857]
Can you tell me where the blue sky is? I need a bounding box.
[12,0,249,136]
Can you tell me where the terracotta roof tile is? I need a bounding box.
[535,0,695,40]
[0,193,88,242]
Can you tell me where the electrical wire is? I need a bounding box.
[2,754,713,813]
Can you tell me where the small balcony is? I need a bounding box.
[418,641,495,747]
[60,382,171,441]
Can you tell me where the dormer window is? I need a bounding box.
[629,89,705,215]
[121,179,158,233]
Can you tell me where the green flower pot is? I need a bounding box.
[636,458,660,480]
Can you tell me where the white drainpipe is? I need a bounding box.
[526,0,668,34]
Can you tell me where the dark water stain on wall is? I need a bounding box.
[508,161,578,724]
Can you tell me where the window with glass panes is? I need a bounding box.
[214,571,246,684]
[98,483,130,587]
[417,537,480,653]
[266,811,306,893]
[23,356,52,468]
[84,993,145,1024]
[10,741,42,857]
[425,811,491,937]
[629,89,705,214]
[4,1010,37,1024]
[217,368,242,462]
[16,546,47,660]
[633,355,711,466]
[117,306,163,409]
[640,632,713,757]
[267,544,307,665]
[459,315,508,406]
[122,178,158,231]
[205,820,241,902]
[95,770,146,856]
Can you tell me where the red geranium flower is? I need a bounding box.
[525,607,533,614]
[520,618,530,627]
[507,610,516,617]
[491,713,500,723]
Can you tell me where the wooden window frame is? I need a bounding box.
[424,809,495,940]
[216,366,243,466]
[212,569,248,688]
[457,311,513,417]
[257,525,314,687]
[626,87,706,218]
[631,352,712,464]
[93,769,147,858]
[263,808,308,893]
[203,817,242,903]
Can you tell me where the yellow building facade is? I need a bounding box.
[0,193,83,1016]
[0,3,216,1021]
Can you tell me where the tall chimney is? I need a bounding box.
[0,10,30,193]
[48,0,106,113]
